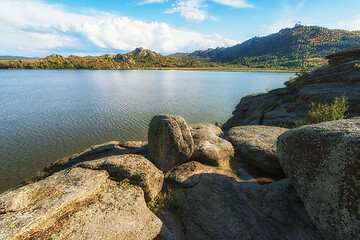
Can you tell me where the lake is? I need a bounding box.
[0,70,293,192]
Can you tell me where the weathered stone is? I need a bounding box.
[222,93,277,130]
[277,118,360,240]
[0,167,171,239]
[165,161,236,188]
[262,101,308,126]
[326,45,360,66]
[225,125,287,178]
[299,82,360,115]
[189,123,234,169]
[44,141,140,174]
[168,172,322,239]
[148,114,194,172]
[79,154,164,201]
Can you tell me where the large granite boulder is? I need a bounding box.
[165,169,322,239]
[277,118,360,240]
[225,125,287,178]
[189,123,234,169]
[0,167,173,239]
[78,154,164,201]
[148,114,194,172]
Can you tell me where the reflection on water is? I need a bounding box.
[0,70,293,192]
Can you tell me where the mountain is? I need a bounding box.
[175,25,360,70]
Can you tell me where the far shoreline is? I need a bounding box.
[0,67,297,73]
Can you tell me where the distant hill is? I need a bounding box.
[172,25,360,70]
[0,47,217,70]
[0,55,39,60]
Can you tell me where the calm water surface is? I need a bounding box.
[0,70,293,192]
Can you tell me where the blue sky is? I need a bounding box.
[1,0,360,57]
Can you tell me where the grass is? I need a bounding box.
[119,178,131,187]
[146,189,185,216]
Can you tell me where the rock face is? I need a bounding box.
[277,118,360,240]
[222,45,360,129]
[148,114,194,172]
[225,125,287,178]
[78,154,164,201]
[189,123,234,169]
[165,166,323,240]
[0,167,171,239]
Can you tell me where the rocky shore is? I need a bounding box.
[1,47,360,239]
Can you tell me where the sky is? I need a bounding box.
[1,0,360,57]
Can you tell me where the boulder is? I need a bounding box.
[165,161,237,188]
[148,114,194,172]
[225,125,287,178]
[79,154,164,201]
[168,171,322,239]
[0,167,172,239]
[277,118,360,240]
[189,123,234,169]
[222,93,277,130]
[44,141,146,174]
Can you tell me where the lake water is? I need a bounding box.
[0,70,293,192]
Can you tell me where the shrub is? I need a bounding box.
[119,178,131,187]
[146,189,185,216]
[288,70,309,93]
[147,192,167,216]
[296,96,348,126]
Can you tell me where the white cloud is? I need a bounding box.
[165,0,208,22]
[139,0,168,5]
[210,0,253,8]
[0,0,237,56]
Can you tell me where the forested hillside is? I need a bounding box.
[177,25,360,70]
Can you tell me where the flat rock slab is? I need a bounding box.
[148,114,194,172]
[225,125,287,178]
[277,117,360,240]
[44,141,146,174]
[189,123,234,169]
[165,161,239,188]
[79,154,164,201]
[0,167,170,239]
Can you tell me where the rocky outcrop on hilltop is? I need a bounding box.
[277,118,360,240]
[222,45,360,129]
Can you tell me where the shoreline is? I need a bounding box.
[0,67,297,73]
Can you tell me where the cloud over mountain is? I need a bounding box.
[0,0,237,56]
